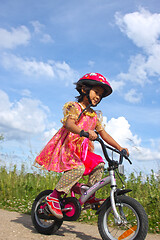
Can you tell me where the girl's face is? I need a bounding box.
[89,86,104,106]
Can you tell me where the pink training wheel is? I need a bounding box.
[61,197,81,221]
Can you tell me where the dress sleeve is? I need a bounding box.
[95,110,105,132]
[61,102,80,125]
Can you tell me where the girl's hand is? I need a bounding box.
[119,147,129,156]
[88,130,98,141]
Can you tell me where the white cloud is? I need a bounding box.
[0,89,49,140]
[21,89,32,97]
[118,54,148,86]
[1,53,54,77]
[124,89,142,103]
[115,8,160,50]
[115,8,160,102]
[1,53,78,84]
[52,61,79,85]
[40,34,54,43]
[145,44,160,76]
[31,20,54,43]
[100,116,160,163]
[130,137,160,169]
[131,145,160,162]
[0,26,30,49]
[43,127,57,143]
[0,89,12,111]
[88,60,95,67]
[31,20,44,34]
[103,116,141,147]
[109,79,125,91]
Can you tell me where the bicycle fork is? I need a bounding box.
[110,169,122,225]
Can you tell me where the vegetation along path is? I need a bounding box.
[0,209,159,240]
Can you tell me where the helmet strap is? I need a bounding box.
[86,91,93,106]
[77,103,92,121]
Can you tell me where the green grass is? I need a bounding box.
[0,164,62,213]
[0,164,159,234]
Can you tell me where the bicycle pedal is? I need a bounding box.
[82,202,91,209]
[83,202,101,211]
[44,205,52,214]
[91,203,101,210]
[38,205,51,215]
[38,208,44,214]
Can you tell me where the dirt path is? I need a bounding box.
[0,209,159,240]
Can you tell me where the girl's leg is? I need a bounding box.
[87,162,104,187]
[86,163,105,204]
[46,164,85,219]
[49,189,63,198]
[55,164,85,194]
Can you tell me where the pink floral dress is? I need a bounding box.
[34,101,104,173]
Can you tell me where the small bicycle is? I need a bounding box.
[31,132,148,240]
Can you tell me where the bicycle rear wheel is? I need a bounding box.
[98,195,148,240]
[31,190,63,235]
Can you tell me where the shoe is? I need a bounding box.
[46,196,63,219]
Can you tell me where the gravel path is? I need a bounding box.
[0,209,159,240]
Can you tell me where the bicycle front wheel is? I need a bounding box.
[98,195,148,240]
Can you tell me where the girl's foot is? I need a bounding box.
[46,196,63,219]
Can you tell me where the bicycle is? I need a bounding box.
[31,132,148,240]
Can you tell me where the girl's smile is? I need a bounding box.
[81,85,104,107]
[89,86,104,106]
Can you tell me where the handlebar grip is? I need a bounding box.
[119,149,127,164]
[121,149,127,156]
[80,130,89,138]
[120,149,132,164]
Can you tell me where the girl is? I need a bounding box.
[35,72,129,219]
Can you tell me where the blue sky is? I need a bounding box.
[0,0,160,175]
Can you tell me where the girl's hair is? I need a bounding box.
[75,82,92,102]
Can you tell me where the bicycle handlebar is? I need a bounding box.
[80,130,132,165]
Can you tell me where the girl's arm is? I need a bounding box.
[65,117,98,140]
[65,117,82,135]
[99,129,129,156]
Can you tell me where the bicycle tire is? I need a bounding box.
[98,195,148,240]
[31,190,63,235]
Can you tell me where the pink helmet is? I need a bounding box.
[76,72,112,97]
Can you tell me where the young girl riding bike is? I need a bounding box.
[34,72,129,219]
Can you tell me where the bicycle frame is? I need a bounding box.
[70,168,122,224]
